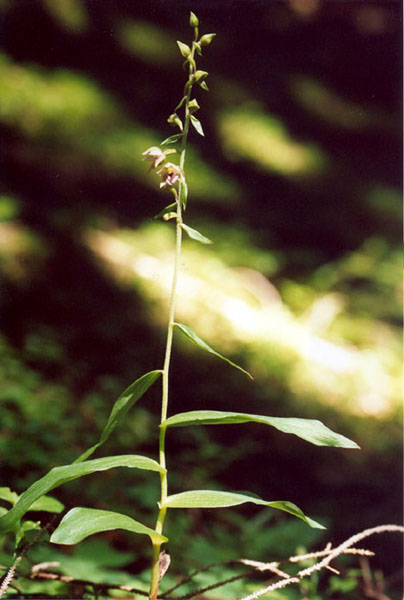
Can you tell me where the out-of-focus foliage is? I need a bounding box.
[218,102,326,176]
[0,0,402,597]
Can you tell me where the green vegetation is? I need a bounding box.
[0,1,401,598]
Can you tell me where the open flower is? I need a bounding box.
[142,146,167,170]
[157,163,184,188]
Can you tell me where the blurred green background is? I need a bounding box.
[0,0,402,597]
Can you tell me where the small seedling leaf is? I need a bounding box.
[193,41,202,56]
[175,323,253,379]
[161,134,182,146]
[51,507,167,545]
[161,410,359,448]
[175,96,187,112]
[180,180,188,210]
[190,115,204,136]
[181,223,212,244]
[0,455,164,533]
[75,370,162,462]
[163,490,324,529]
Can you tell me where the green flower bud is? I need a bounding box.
[167,113,183,131]
[177,41,191,58]
[187,99,200,114]
[194,70,208,83]
[163,212,178,221]
[189,12,199,27]
[199,33,216,46]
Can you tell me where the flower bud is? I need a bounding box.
[199,33,216,46]
[194,70,208,83]
[177,41,191,58]
[187,99,200,114]
[189,12,199,27]
[167,113,183,131]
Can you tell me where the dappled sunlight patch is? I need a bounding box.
[289,76,396,132]
[217,102,326,177]
[86,224,399,419]
[43,0,89,34]
[0,53,120,138]
[0,221,46,281]
[0,53,238,202]
[117,19,178,66]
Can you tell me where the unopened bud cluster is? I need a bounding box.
[142,12,215,211]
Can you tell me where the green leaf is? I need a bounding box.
[175,96,187,112]
[181,223,212,245]
[186,54,197,71]
[174,323,253,379]
[16,520,42,546]
[75,370,162,462]
[0,487,19,506]
[199,81,209,92]
[161,410,359,449]
[161,133,182,146]
[51,507,167,546]
[190,115,204,136]
[193,41,202,57]
[153,202,177,220]
[162,490,324,529]
[0,489,64,514]
[179,180,188,210]
[29,495,64,514]
[177,41,191,58]
[0,455,164,534]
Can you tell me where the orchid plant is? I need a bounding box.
[0,13,359,600]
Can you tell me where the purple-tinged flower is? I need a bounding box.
[142,146,167,170]
[157,163,184,188]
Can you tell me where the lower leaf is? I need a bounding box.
[51,507,167,545]
[0,455,164,534]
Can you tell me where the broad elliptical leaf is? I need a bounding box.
[0,455,164,533]
[190,115,204,136]
[51,507,167,546]
[181,223,212,244]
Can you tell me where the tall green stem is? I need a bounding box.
[149,48,195,600]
